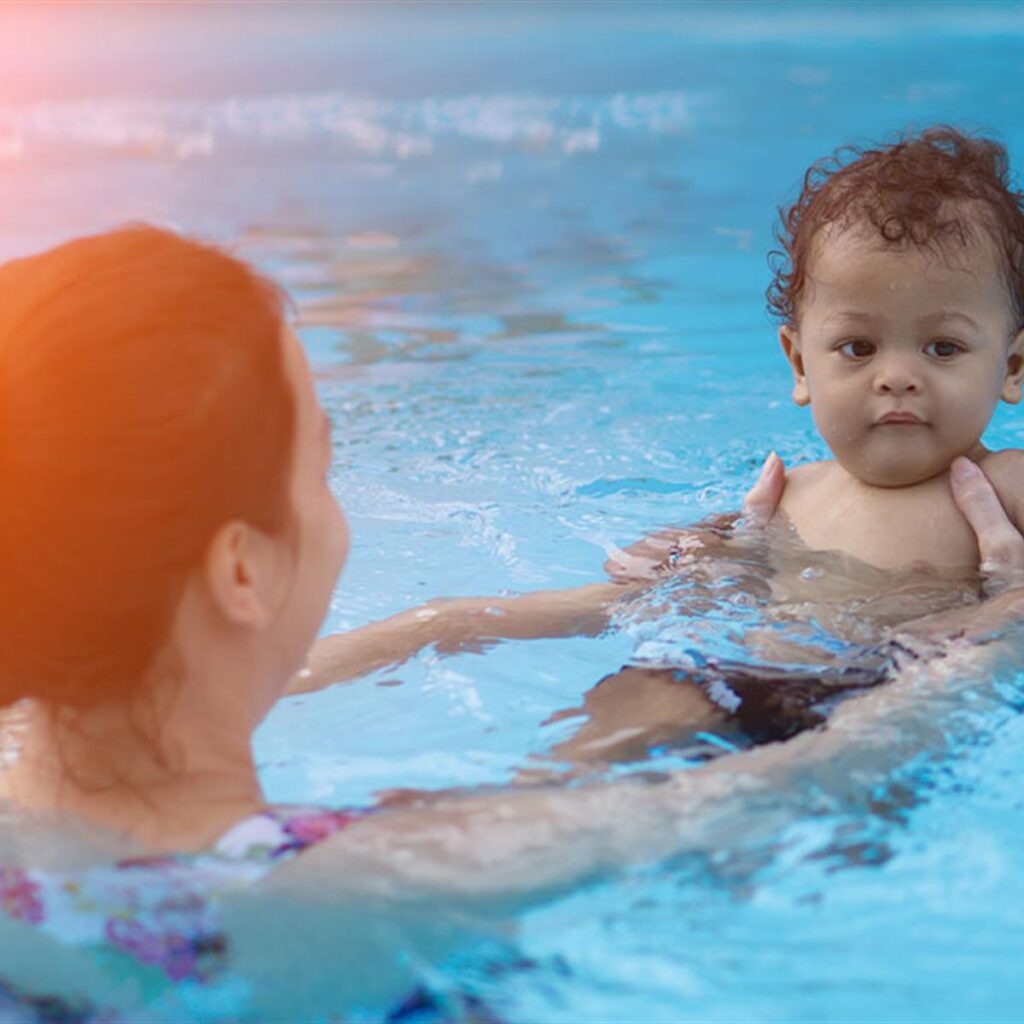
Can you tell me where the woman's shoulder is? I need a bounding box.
[0,804,373,986]
[0,803,372,926]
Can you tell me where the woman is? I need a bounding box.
[0,225,1018,1016]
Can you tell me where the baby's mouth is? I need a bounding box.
[875,411,925,426]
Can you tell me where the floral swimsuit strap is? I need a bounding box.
[213,804,370,865]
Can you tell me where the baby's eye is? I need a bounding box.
[924,339,963,359]
[838,339,876,359]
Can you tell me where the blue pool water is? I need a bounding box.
[3,2,1024,1019]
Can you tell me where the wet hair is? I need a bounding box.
[0,226,295,717]
[767,126,1024,327]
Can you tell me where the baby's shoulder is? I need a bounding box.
[785,460,835,485]
[778,459,842,505]
[979,447,1024,477]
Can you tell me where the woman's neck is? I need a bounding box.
[0,696,267,852]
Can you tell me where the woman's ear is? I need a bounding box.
[204,520,273,630]
[1001,328,1024,405]
[778,326,811,406]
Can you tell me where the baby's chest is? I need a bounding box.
[777,475,979,571]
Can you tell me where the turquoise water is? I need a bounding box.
[3,2,1024,1019]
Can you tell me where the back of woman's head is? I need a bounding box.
[0,226,294,712]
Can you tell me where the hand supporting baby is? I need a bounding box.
[757,451,1023,584]
[949,456,1024,583]
[765,452,1024,646]
[741,451,786,527]
[602,453,787,580]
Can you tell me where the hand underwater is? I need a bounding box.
[603,451,787,580]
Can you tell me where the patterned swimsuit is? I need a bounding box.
[0,805,370,1022]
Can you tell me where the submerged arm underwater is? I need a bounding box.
[275,607,1024,912]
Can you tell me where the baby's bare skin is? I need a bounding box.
[773,226,1024,575]
[777,448,1024,572]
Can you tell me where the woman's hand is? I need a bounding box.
[950,456,1024,580]
[741,451,785,526]
[894,457,1024,645]
[603,452,787,580]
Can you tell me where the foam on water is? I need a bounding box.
[0,90,697,164]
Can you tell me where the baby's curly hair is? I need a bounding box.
[767,126,1024,327]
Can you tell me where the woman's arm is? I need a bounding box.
[289,581,633,695]
[269,747,760,910]
[285,599,1023,913]
[276,457,1023,911]
[291,455,789,695]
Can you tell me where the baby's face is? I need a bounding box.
[779,226,1024,487]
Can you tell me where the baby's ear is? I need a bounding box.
[1002,328,1024,405]
[778,326,811,406]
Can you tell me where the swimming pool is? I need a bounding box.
[3,2,1024,1019]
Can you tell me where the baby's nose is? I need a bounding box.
[873,358,920,394]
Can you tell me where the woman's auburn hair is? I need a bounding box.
[767,125,1024,327]
[0,225,295,711]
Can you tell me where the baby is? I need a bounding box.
[300,127,1024,774]
[770,126,1024,571]
[505,126,1024,770]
